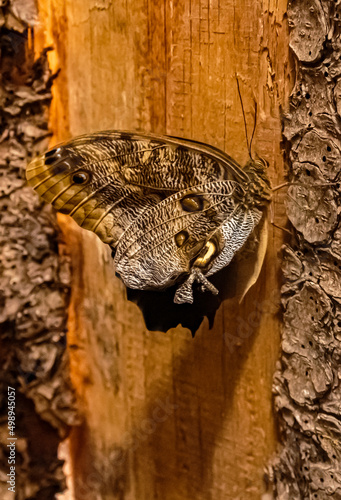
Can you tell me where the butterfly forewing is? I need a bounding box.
[26,132,245,243]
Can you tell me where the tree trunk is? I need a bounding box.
[35,1,289,498]
[0,2,78,499]
[270,1,341,498]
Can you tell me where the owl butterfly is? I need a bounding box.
[26,131,271,304]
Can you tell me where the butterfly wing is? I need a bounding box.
[26,131,248,246]
[26,130,265,302]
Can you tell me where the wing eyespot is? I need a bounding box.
[175,230,189,248]
[45,147,62,157]
[72,171,91,185]
[44,147,62,164]
[45,156,58,166]
[180,194,205,212]
[193,240,218,269]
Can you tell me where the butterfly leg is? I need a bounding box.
[268,199,293,236]
[174,268,219,304]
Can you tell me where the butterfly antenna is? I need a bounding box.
[249,100,257,158]
[236,75,252,159]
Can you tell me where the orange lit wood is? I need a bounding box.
[37,1,290,498]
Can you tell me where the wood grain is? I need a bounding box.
[36,1,290,498]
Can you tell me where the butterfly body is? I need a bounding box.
[26,131,271,304]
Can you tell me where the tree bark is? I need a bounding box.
[35,1,290,499]
[0,2,78,499]
[269,1,341,498]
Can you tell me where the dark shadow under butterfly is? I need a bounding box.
[26,131,271,334]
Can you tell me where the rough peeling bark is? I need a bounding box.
[269,1,341,498]
[0,2,79,499]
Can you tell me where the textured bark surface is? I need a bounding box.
[269,1,341,498]
[36,1,289,499]
[0,2,78,499]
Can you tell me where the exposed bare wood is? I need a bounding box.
[36,1,290,498]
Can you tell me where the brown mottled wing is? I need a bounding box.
[113,179,262,289]
[26,131,248,247]
[26,130,266,301]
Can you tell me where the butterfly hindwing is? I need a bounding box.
[114,180,240,288]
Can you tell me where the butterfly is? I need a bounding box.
[26,131,271,304]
